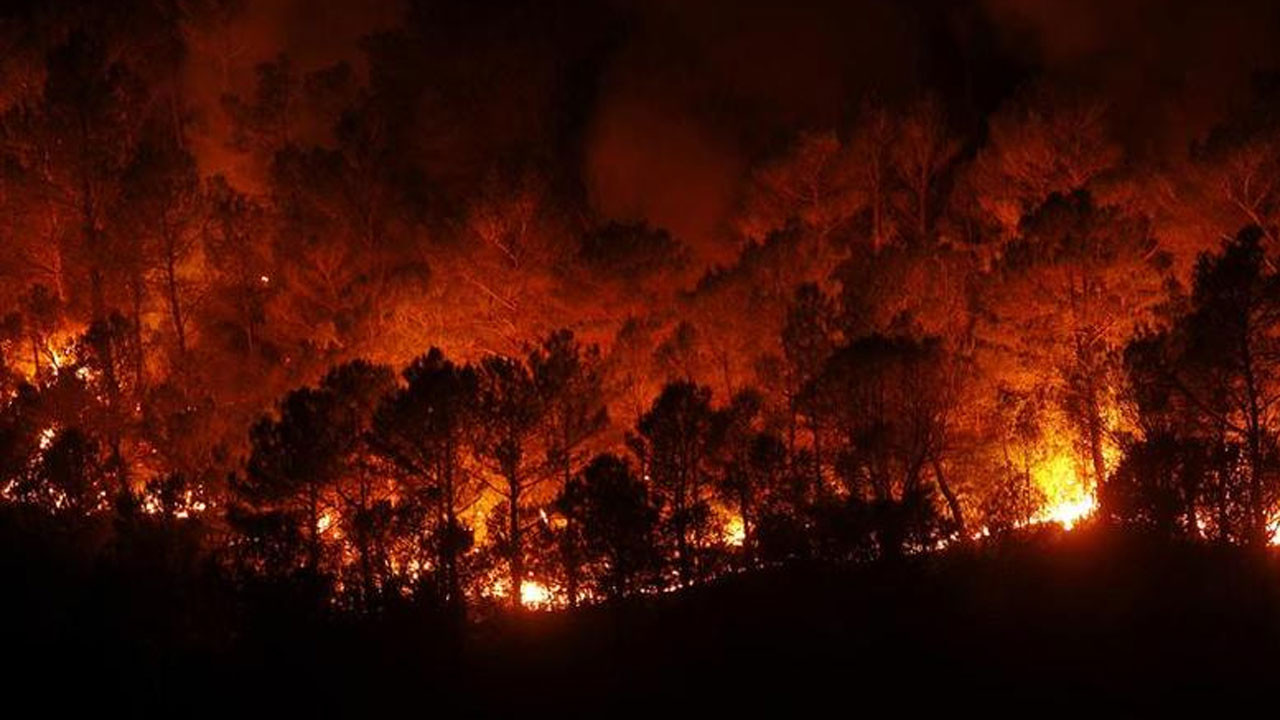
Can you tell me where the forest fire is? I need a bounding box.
[1030,452,1098,531]
[1037,494,1097,532]
[7,0,1280,709]
[485,577,559,610]
[519,581,553,610]
[722,515,747,547]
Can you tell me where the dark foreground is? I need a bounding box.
[5,512,1279,715]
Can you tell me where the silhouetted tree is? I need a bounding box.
[202,175,274,358]
[804,335,954,556]
[635,381,716,587]
[528,329,608,604]
[17,285,63,379]
[371,348,478,617]
[240,361,390,580]
[782,282,838,486]
[1103,433,1208,539]
[120,129,202,359]
[1118,227,1280,545]
[472,354,544,609]
[556,453,659,602]
[710,389,776,563]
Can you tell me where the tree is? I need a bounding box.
[738,131,859,242]
[556,453,659,602]
[25,30,148,323]
[803,335,956,556]
[1102,433,1209,540]
[240,361,391,579]
[782,282,838,483]
[266,61,423,361]
[32,427,107,516]
[1189,74,1280,252]
[320,360,397,612]
[892,95,961,243]
[980,387,1049,534]
[635,380,717,587]
[18,285,63,380]
[574,221,689,312]
[980,191,1168,497]
[10,29,162,463]
[529,330,609,488]
[0,312,22,387]
[962,84,1122,241]
[1123,227,1280,545]
[120,128,202,359]
[371,348,479,617]
[202,175,274,358]
[472,354,543,609]
[710,390,788,564]
[444,170,575,357]
[848,100,898,251]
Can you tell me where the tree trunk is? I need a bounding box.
[932,458,965,538]
[130,276,146,402]
[508,473,523,610]
[307,484,321,574]
[30,332,41,377]
[440,445,464,622]
[162,220,187,355]
[675,471,691,588]
[357,481,375,614]
[1242,342,1267,546]
[917,165,929,240]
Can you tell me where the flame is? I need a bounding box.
[722,514,746,546]
[317,510,337,536]
[519,580,552,609]
[1030,451,1096,530]
[1036,494,1097,531]
[484,575,558,610]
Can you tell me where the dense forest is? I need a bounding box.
[6,0,1280,709]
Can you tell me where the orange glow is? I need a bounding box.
[317,510,338,537]
[485,576,558,610]
[519,581,553,609]
[1029,451,1097,531]
[722,514,746,547]
[1035,493,1097,531]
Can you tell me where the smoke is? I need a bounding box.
[585,0,1280,253]
[980,0,1280,156]
[182,0,404,186]
[176,0,1280,247]
[585,95,743,263]
[582,0,928,257]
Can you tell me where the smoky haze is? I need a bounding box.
[176,0,1280,256]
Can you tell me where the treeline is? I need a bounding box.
[7,1,1280,619]
[6,221,1280,618]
